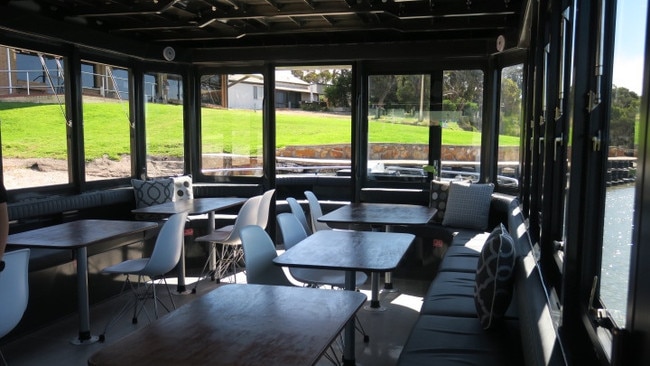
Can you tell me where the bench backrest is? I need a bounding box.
[508,198,567,366]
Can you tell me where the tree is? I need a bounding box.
[443,70,484,130]
[324,69,352,108]
[609,86,639,148]
[291,70,333,84]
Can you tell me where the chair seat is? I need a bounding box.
[194,230,232,244]
[102,258,150,275]
[291,268,368,288]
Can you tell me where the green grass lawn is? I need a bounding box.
[0,102,520,160]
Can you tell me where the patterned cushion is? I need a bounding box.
[442,182,494,230]
[131,178,173,208]
[171,175,194,201]
[429,180,450,223]
[474,223,516,329]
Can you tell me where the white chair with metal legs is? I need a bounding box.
[99,211,188,342]
[240,224,294,286]
[0,248,30,366]
[194,195,262,287]
[257,189,276,230]
[304,191,333,233]
[286,197,312,235]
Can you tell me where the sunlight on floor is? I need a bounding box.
[390,294,424,312]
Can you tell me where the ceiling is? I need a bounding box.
[3,0,528,55]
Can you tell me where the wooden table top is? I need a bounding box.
[131,197,247,216]
[318,202,437,226]
[7,219,158,249]
[274,230,415,272]
[88,284,366,366]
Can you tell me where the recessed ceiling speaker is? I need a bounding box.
[163,46,176,61]
[496,35,506,52]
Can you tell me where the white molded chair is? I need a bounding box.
[194,195,262,287]
[304,190,333,232]
[277,212,367,288]
[286,197,312,235]
[99,211,188,342]
[257,189,276,230]
[0,248,30,366]
[240,225,293,286]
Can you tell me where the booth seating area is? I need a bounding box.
[396,192,566,366]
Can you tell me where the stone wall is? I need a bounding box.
[276,143,521,162]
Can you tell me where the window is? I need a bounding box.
[81,61,131,182]
[275,67,352,177]
[200,73,263,178]
[144,72,184,177]
[499,65,524,193]
[0,46,69,189]
[367,74,430,184]
[441,70,484,182]
[599,0,646,330]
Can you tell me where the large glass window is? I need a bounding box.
[144,72,184,177]
[200,73,263,177]
[0,46,69,189]
[599,0,646,330]
[367,74,430,183]
[499,65,524,193]
[275,67,352,177]
[441,70,484,182]
[81,61,131,182]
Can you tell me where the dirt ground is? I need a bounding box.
[2,156,135,189]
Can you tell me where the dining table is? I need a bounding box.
[7,219,159,345]
[131,197,247,294]
[87,283,367,366]
[318,202,437,310]
[274,229,415,365]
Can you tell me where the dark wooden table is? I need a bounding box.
[318,202,437,309]
[132,197,247,293]
[7,219,159,345]
[87,284,367,366]
[274,230,415,365]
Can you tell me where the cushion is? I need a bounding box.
[474,223,516,329]
[131,178,174,208]
[442,181,494,230]
[171,175,194,201]
[428,180,450,223]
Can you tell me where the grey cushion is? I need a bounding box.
[442,182,494,230]
[429,180,450,223]
[474,223,516,329]
[131,178,174,208]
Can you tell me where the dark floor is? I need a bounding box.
[0,256,436,366]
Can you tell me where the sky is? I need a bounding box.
[612,0,648,94]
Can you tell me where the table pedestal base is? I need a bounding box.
[382,272,399,293]
[71,334,99,346]
[364,272,387,311]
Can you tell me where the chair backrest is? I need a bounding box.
[286,197,312,235]
[222,195,263,245]
[142,211,189,276]
[277,212,309,250]
[240,225,293,286]
[257,189,276,230]
[304,190,331,232]
[0,248,30,339]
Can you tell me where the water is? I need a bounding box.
[600,183,635,327]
